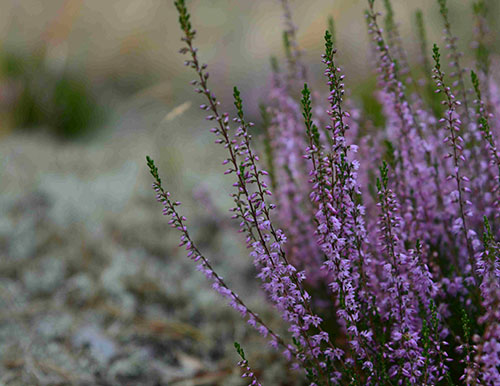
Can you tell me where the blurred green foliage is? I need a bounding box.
[0,51,102,139]
[353,76,385,129]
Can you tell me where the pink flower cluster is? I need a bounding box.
[147,0,500,384]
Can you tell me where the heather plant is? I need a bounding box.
[148,0,499,384]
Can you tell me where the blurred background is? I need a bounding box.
[0,0,498,384]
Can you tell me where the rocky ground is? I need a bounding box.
[0,104,300,385]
